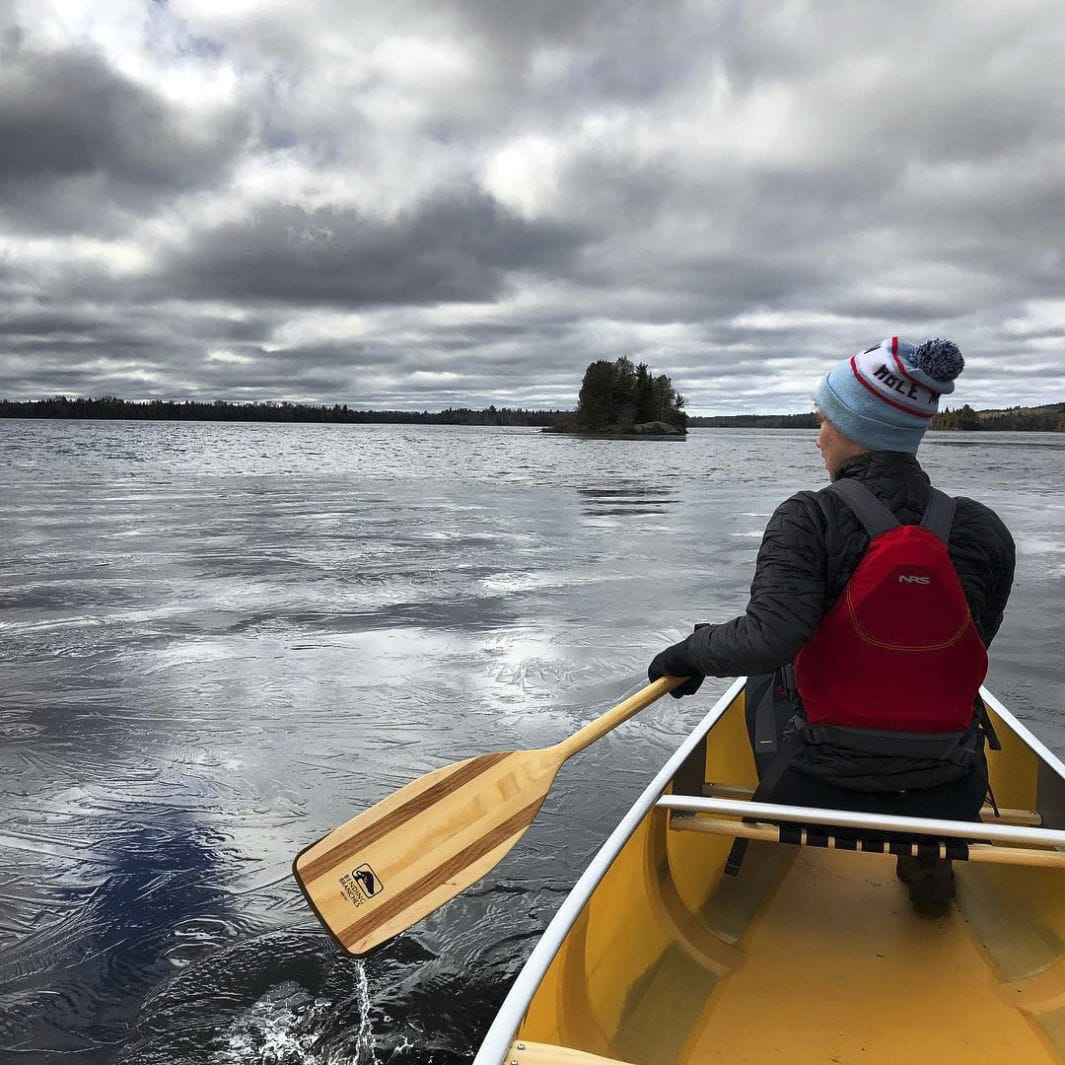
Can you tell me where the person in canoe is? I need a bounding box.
[647,337,1015,903]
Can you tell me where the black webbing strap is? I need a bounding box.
[976,695,1002,752]
[975,697,1003,816]
[779,661,798,704]
[752,676,781,757]
[920,488,956,544]
[725,725,805,877]
[830,478,957,544]
[828,478,899,538]
[724,836,749,876]
[776,824,970,861]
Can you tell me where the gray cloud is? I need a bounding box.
[0,24,248,234]
[154,194,589,306]
[1,0,1063,412]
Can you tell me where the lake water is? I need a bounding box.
[2,420,1063,1064]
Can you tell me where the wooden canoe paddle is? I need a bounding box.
[293,675,681,955]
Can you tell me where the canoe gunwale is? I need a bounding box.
[472,681,1065,1065]
[471,676,748,1065]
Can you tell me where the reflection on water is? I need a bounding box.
[930,436,1065,450]
[577,484,679,517]
[1,421,1063,1063]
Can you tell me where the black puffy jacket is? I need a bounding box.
[686,451,1016,678]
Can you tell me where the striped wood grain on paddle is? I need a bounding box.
[293,677,677,955]
[294,748,560,954]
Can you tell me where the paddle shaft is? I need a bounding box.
[551,676,683,761]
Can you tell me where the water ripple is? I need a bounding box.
[1,421,1062,1063]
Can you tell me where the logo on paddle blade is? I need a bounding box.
[353,864,382,898]
[339,863,384,908]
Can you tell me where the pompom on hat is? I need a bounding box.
[815,337,964,453]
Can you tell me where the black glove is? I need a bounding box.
[647,624,708,698]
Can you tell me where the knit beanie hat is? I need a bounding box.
[815,337,965,453]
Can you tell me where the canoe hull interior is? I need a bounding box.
[492,680,1065,1065]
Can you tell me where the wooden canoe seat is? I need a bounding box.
[660,794,1065,870]
[506,1042,637,1064]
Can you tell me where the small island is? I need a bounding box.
[544,357,688,438]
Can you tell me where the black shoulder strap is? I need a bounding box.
[919,489,956,544]
[828,478,899,538]
[830,479,957,543]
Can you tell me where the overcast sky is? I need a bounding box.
[2,1,1064,414]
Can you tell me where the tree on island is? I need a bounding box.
[933,403,982,430]
[575,356,687,433]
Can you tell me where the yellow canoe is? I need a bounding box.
[474,678,1065,1065]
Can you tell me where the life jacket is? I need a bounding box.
[724,483,994,877]
[794,478,988,735]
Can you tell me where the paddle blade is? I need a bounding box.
[293,749,559,955]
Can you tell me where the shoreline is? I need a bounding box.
[542,429,687,440]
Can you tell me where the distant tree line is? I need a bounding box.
[687,412,820,428]
[931,403,1065,432]
[570,356,687,433]
[0,395,569,427]
[3,394,1062,432]
[690,404,1065,432]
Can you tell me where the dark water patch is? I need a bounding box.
[0,808,239,1065]
[577,484,679,517]
[578,487,677,499]
[583,506,673,517]
[220,594,523,637]
[927,436,1065,450]
[116,926,516,1065]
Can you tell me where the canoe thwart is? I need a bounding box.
[699,783,1043,825]
[658,794,1065,849]
[506,1042,637,1064]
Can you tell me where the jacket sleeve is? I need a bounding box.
[952,499,1016,646]
[686,492,830,677]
